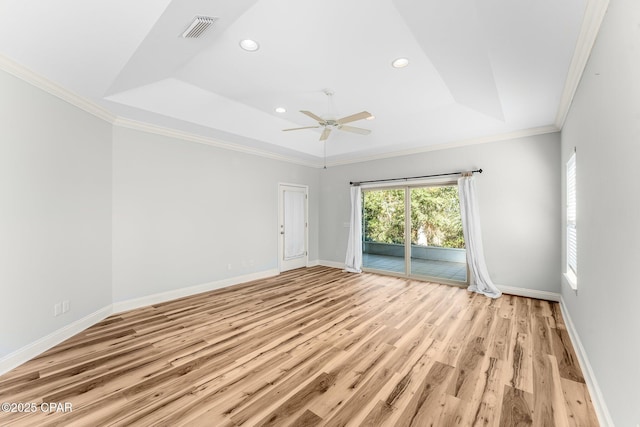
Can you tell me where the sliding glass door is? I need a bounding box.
[362,188,406,274]
[409,186,466,282]
[362,183,467,283]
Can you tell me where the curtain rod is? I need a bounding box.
[350,168,482,186]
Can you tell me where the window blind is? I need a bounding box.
[566,153,577,277]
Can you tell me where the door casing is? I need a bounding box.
[278,183,309,272]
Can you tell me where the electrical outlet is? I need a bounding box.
[62,300,70,313]
[54,303,62,317]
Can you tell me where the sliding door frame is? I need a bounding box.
[361,179,469,286]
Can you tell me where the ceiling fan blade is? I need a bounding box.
[336,111,372,125]
[282,126,320,132]
[320,128,332,141]
[300,110,326,123]
[339,125,371,135]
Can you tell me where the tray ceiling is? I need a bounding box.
[0,0,594,164]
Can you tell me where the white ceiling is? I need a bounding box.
[0,0,590,165]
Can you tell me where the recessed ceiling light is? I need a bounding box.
[392,57,409,68]
[275,107,286,113]
[239,39,259,52]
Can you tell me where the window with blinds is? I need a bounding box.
[566,153,577,287]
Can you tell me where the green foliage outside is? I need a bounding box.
[362,189,406,244]
[363,186,465,249]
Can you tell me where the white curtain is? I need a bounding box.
[458,175,502,298]
[284,190,305,259]
[345,186,362,273]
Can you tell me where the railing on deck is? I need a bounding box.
[363,242,466,263]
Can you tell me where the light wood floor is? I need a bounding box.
[0,266,597,426]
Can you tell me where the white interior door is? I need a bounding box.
[279,184,308,272]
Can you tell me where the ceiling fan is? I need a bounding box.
[282,90,373,141]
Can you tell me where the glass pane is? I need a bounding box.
[410,186,467,282]
[362,188,406,274]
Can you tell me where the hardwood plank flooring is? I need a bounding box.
[0,266,598,426]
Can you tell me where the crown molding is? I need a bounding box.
[555,0,610,129]
[113,117,321,168]
[0,53,567,170]
[0,54,117,123]
[325,125,559,167]
[0,54,321,168]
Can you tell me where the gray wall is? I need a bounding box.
[112,127,320,302]
[320,133,561,293]
[560,0,640,424]
[0,69,112,357]
[0,65,321,358]
[5,14,638,422]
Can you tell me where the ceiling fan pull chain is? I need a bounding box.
[323,140,327,169]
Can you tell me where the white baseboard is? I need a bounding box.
[0,269,280,376]
[497,284,561,302]
[307,265,611,423]
[315,263,561,302]
[559,297,614,427]
[318,260,346,270]
[0,306,112,376]
[112,269,279,314]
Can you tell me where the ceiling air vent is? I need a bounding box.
[181,16,217,39]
